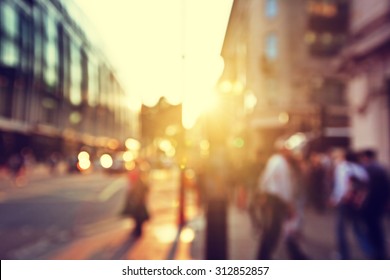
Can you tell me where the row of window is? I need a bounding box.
[264,0,278,58]
[263,0,349,61]
[257,1,346,106]
[0,0,133,139]
[0,0,128,109]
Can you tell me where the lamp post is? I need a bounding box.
[202,93,229,260]
[177,0,187,228]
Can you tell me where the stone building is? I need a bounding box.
[340,0,390,165]
[220,0,349,157]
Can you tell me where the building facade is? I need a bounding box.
[341,0,390,165]
[0,0,138,164]
[220,0,349,157]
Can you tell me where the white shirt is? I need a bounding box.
[331,160,369,205]
[258,154,294,204]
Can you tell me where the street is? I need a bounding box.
[0,169,127,259]
[0,166,199,260]
[1,165,390,260]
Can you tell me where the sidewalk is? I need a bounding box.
[187,204,257,260]
[13,201,341,260]
[10,191,390,260]
[187,202,390,260]
[41,168,201,260]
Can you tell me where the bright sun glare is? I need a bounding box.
[75,0,233,129]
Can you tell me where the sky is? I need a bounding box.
[74,0,233,128]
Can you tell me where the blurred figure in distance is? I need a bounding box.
[358,149,390,259]
[124,160,150,237]
[7,152,26,186]
[255,139,308,260]
[329,149,370,259]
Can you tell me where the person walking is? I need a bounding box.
[329,149,370,259]
[358,149,390,259]
[255,141,307,260]
[124,160,150,237]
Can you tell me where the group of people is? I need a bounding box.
[252,142,390,260]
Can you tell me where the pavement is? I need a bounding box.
[188,198,390,260]
[2,165,390,260]
[44,196,390,260]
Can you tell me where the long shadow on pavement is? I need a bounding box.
[109,231,139,260]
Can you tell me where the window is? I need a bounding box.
[0,2,19,67]
[0,3,18,39]
[44,42,58,86]
[1,41,19,66]
[265,0,277,18]
[43,13,58,87]
[20,15,33,72]
[44,15,57,41]
[265,33,278,60]
[70,43,82,105]
[88,56,99,106]
[33,9,43,77]
[307,1,338,18]
[99,65,109,106]
[61,32,71,99]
